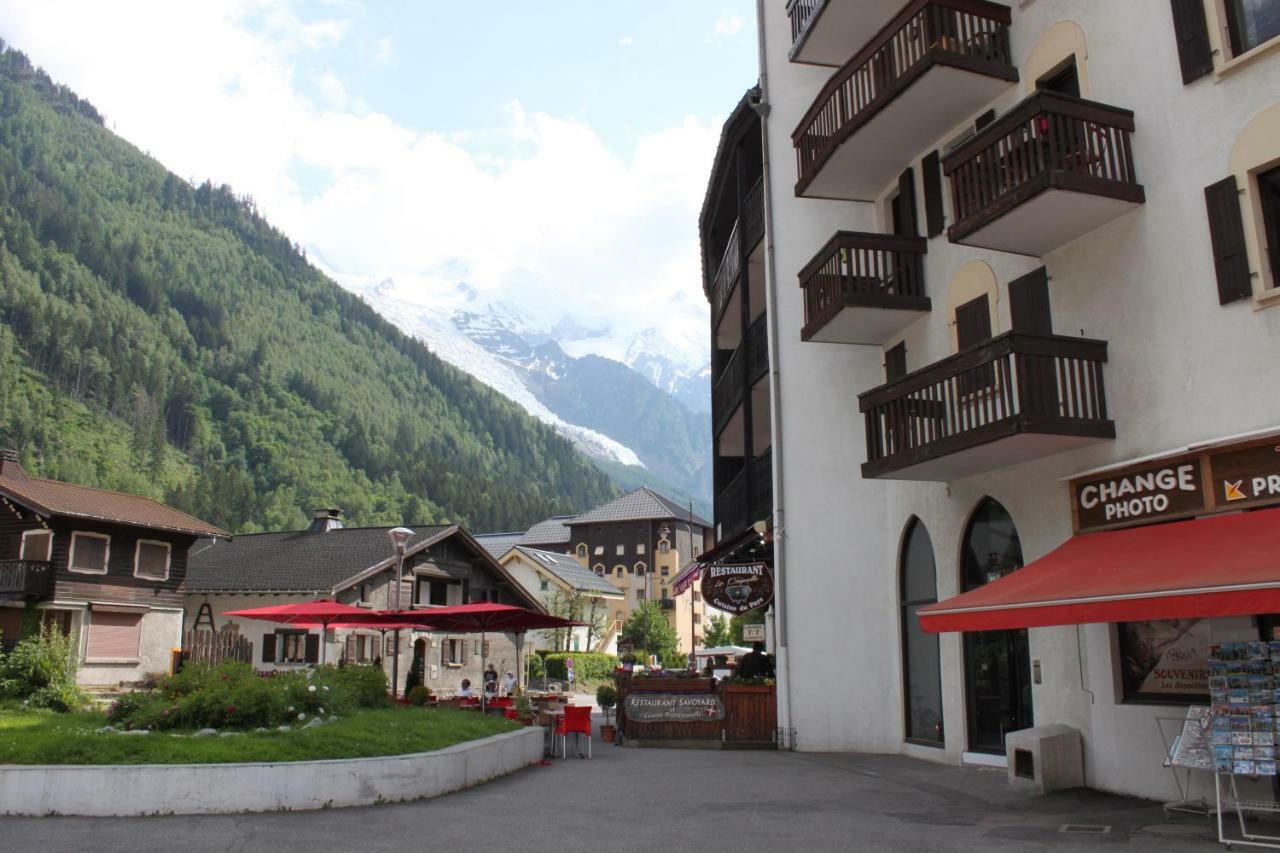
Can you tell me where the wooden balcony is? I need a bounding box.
[793,0,1016,201]
[0,560,54,598]
[800,232,930,345]
[713,313,770,436]
[709,177,765,331]
[787,0,907,66]
[715,450,773,546]
[944,91,1145,255]
[859,332,1114,480]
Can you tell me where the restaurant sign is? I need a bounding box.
[625,692,724,723]
[701,562,774,615]
[1071,436,1280,533]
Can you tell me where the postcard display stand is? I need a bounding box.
[1203,642,1280,849]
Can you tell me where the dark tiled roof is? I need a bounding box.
[474,532,523,562]
[0,460,229,539]
[512,546,623,597]
[569,487,710,528]
[187,525,453,592]
[519,515,574,547]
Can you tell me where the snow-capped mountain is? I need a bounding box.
[624,328,711,415]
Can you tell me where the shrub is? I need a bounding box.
[406,685,431,706]
[595,684,617,711]
[543,652,617,682]
[0,622,85,711]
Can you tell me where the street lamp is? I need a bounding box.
[388,526,413,697]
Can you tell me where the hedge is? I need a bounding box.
[542,652,617,681]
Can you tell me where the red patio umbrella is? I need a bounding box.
[224,599,372,666]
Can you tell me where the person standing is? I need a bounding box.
[737,642,773,679]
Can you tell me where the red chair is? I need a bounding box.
[503,708,520,721]
[555,705,592,759]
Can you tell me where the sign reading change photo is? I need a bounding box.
[701,562,773,615]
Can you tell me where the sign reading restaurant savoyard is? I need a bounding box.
[1070,435,1280,534]
[624,692,725,723]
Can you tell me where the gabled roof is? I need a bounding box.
[0,459,229,539]
[187,525,454,593]
[474,532,523,562]
[509,546,624,598]
[568,487,710,529]
[519,515,574,547]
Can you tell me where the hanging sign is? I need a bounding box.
[624,692,724,722]
[742,623,766,643]
[701,562,773,615]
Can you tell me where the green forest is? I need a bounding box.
[0,43,616,534]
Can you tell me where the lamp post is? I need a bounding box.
[388,527,414,698]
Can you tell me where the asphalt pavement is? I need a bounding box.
[0,723,1232,852]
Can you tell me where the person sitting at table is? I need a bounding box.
[457,678,475,699]
[483,663,498,693]
[737,642,773,679]
[500,670,517,696]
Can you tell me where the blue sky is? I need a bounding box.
[0,2,759,361]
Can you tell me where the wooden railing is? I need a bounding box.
[859,332,1111,474]
[746,312,769,385]
[748,450,773,524]
[787,0,824,47]
[713,344,745,435]
[793,0,1014,193]
[710,176,765,329]
[0,560,53,597]
[945,91,1140,240]
[716,450,773,545]
[742,176,765,250]
[800,232,928,340]
[716,468,748,543]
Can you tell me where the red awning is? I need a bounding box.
[920,507,1280,633]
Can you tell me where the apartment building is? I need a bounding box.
[706,0,1280,800]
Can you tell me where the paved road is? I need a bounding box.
[1,729,1223,852]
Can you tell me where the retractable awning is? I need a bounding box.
[919,507,1280,633]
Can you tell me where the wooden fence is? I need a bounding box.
[183,628,253,666]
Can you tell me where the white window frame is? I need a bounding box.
[659,540,670,554]
[132,539,172,581]
[616,544,625,556]
[19,529,52,562]
[68,531,111,575]
[636,543,646,555]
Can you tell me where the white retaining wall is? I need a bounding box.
[0,726,543,816]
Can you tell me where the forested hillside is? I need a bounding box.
[0,43,616,533]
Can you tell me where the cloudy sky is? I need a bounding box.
[0,1,758,362]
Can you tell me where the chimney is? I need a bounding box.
[0,447,21,478]
[307,508,344,533]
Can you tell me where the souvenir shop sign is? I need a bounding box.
[625,692,724,723]
[701,562,773,615]
[1070,436,1280,533]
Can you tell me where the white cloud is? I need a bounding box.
[0,0,715,364]
[712,11,744,38]
[364,35,395,68]
[618,35,634,47]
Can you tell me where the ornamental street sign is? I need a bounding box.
[624,692,725,722]
[701,562,774,615]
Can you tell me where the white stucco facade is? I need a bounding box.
[750,0,1280,802]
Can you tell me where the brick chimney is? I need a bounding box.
[307,508,344,533]
[0,448,21,478]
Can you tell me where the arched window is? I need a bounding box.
[900,518,943,746]
[634,562,647,575]
[576,543,588,559]
[615,565,625,578]
[659,540,670,554]
[593,564,605,576]
[960,498,1033,754]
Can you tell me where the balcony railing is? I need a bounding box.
[793,0,1015,198]
[944,91,1144,253]
[715,450,773,546]
[746,312,769,386]
[709,176,765,330]
[0,560,54,598]
[748,450,773,524]
[800,232,930,344]
[859,332,1114,480]
[713,345,745,435]
[787,0,823,47]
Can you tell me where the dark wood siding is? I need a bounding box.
[1204,176,1253,305]
[0,501,44,559]
[922,151,945,238]
[1170,0,1214,84]
[48,518,195,608]
[1009,267,1053,335]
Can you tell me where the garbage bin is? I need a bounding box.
[1006,724,1084,794]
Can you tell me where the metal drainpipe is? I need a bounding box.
[755,0,793,748]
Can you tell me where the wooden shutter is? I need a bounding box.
[955,294,992,349]
[922,151,945,238]
[1009,267,1053,335]
[974,109,996,131]
[1170,0,1213,84]
[304,633,320,664]
[460,638,469,664]
[441,639,448,668]
[262,632,277,663]
[1205,176,1253,305]
[86,611,142,660]
[885,342,908,382]
[134,541,170,580]
[344,634,356,661]
[896,167,918,237]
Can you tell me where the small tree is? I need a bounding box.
[620,601,680,666]
[542,589,606,652]
[702,614,733,647]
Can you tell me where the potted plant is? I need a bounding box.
[514,690,534,726]
[596,684,618,743]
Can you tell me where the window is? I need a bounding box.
[278,630,309,663]
[658,540,670,554]
[693,592,701,603]
[69,532,110,574]
[660,566,669,577]
[593,563,605,576]
[86,610,141,661]
[19,530,52,562]
[576,543,588,558]
[636,589,646,601]
[635,562,647,575]
[429,581,449,606]
[637,543,646,555]
[900,518,943,747]
[539,576,549,592]
[1035,58,1080,97]
[1224,0,1280,56]
[615,566,624,577]
[133,540,171,581]
[474,639,490,656]
[616,544,625,556]
[594,546,604,556]
[659,586,668,599]
[446,638,465,666]
[1258,164,1280,289]
[694,614,702,626]
[1117,619,1215,704]
[355,583,368,604]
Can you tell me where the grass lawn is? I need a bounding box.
[0,705,521,765]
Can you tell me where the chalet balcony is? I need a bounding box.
[715,450,773,546]
[944,91,1145,255]
[800,232,929,345]
[859,332,1113,481]
[712,313,770,436]
[0,560,54,599]
[710,177,765,332]
[793,0,1016,201]
[788,0,907,66]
